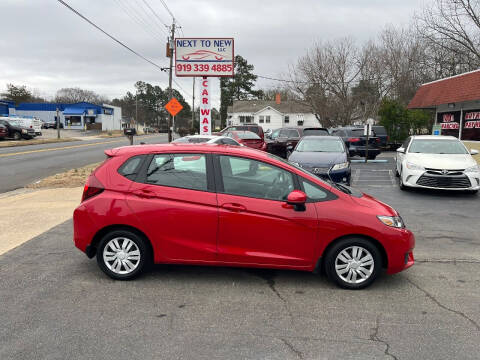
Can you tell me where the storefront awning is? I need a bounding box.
[63,107,85,115]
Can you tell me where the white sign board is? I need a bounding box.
[364,124,373,136]
[199,77,211,135]
[175,38,234,77]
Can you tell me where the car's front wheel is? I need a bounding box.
[324,237,382,289]
[96,230,150,280]
[13,132,21,140]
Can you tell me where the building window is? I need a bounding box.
[239,116,254,123]
[297,114,304,126]
[266,116,271,123]
[284,115,289,124]
[259,116,264,123]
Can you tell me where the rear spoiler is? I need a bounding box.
[104,149,119,157]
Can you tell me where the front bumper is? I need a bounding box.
[402,169,480,190]
[386,229,415,274]
[300,165,351,184]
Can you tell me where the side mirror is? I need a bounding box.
[471,149,479,155]
[286,190,307,211]
[396,147,405,153]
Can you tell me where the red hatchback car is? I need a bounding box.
[224,130,267,151]
[73,144,414,289]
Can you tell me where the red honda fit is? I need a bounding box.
[73,144,414,289]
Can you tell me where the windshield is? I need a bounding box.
[408,139,468,154]
[237,131,260,140]
[303,129,329,136]
[7,120,20,127]
[346,129,364,136]
[296,138,345,152]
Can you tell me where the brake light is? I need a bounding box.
[375,138,380,143]
[348,137,360,142]
[81,175,104,202]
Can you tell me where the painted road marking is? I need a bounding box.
[0,137,153,158]
[353,169,395,187]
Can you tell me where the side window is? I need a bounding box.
[219,156,295,201]
[300,179,328,201]
[118,155,145,181]
[287,129,300,138]
[222,138,238,145]
[271,128,281,139]
[146,153,207,191]
[279,129,289,138]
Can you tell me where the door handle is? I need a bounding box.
[221,203,247,212]
[134,189,155,199]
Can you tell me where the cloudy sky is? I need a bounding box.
[0,0,425,107]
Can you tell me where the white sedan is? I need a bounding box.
[395,135,480,193]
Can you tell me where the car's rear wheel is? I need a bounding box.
[96,230,150,280]
[324,237,382,289]
[367,154,377,160]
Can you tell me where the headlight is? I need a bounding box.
[465,165,480,173]
[406,162,424,171]
[21,129,27,133]
[332,162,349,171]
[290,162,301,167]
[377,215,404,228]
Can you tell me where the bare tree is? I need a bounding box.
[289,38,363,127]
[55,87,109,104]
[416,0,480,74]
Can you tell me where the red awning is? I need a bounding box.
[408,69,480,109]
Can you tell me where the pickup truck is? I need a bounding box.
[0,119,36,140]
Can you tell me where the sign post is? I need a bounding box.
[165,98,183,138]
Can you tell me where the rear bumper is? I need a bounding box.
[349,146,381,157]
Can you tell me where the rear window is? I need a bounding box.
[303,128,329,136]
[229,126,260,135]
[237,131,260,140]
[372,126,387,135]
[118,155,145,180]
[345,129,364,136]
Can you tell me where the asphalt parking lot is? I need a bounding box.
[1,153,479,360]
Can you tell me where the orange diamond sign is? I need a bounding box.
[165,97,183,116]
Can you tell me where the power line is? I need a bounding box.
[111,0,165,43]
[133,0,168,36]
[140,0,169,28]
[56,0,168,72]
[158,0,175,20]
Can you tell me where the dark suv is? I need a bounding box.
[331,127,380,159]
[266,127,329,158]
[0,119,36,140]
[215,124,265,140]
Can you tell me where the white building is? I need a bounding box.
[227,100,321,130]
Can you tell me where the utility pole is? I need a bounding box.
[167,21,175,142]
[56,107,60,139]
[135,90,138,132]
[191,77,195,133]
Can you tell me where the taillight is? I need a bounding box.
[81,175,104,202]
[348,137,360,142]
[375,138,380,143]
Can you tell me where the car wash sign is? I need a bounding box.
[199,78,211,135]
[175,38,234,77]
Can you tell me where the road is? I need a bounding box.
[0,134,168,193]
[0,154,478,359]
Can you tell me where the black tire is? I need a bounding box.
[467,189,478,194]
[367,155,377,160]
[96,230,150,280]
[324,237,382,290]
[399,166,407,191]
[395,166,400,177]
[13,132,21,140]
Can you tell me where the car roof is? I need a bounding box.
[183,135,219,139]
[301,135,341,140]
[106,143,268,158]
[411,135,459,140]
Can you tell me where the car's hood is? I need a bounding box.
[289,151,347,167]
[406,153,476,169]
[348,192,397,216]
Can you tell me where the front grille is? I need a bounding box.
[311,167,330,174]
[416,173,471,189]
[424,168,465,176]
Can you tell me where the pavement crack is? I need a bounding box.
[279,338,304,359]
[369,316,398,360]
[406,278,480,331]
[246,269,294,322]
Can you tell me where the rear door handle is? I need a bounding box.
[221,203,247,212]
